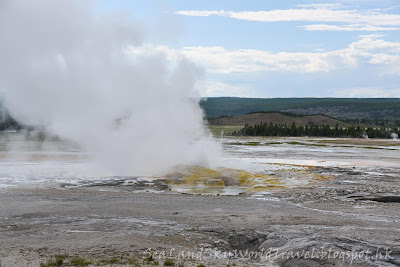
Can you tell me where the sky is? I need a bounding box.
[97,0,400,98]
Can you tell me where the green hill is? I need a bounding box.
[201,97,400,121]
[209,112,353,127]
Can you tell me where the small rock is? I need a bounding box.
[199,226,225,233]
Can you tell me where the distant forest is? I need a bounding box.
[201,97,400,122]
[233,122,400,139]
[0,113,22,131]
[343,118,400,127]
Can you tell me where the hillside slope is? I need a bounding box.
[209,112,352,127]
[201,97,400,120]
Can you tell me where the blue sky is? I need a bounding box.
[97,0,400,98]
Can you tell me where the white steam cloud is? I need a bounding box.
[0,0,220,175]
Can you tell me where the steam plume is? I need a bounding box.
[0,0,219,175]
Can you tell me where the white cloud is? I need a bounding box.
[297,4,343,9]
[181,46,334,73]
[176,8,400,31]
[175,10,226,17]
[176,9,400,25]
[179,37,400,74]
[369,54,400,64]
[335,87,400,97]
[196,81,252,97]
[300,24,399,31]
[127,37,400,75]
[349,37,400,52]
[358,33,385,38]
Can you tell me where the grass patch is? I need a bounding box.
[70,256,91,266]
[39,254,149,267]
[125,256,142,266]
[309,143,328,147]
[40,254,68,267]
[145,254,154,262]
[208,125,244,136]
[287,141,303,145]
[96,256,121,265]
[95,255,144,266]
[164,258,175,266]
[143,254,160,266]
[267,142,283,145]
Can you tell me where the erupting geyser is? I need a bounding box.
[0,0,220,175]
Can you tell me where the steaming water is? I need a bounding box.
[0,0,220,176]
[0,133,88,187]
[1,134,399,189]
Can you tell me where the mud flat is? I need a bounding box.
[0,137,400,266]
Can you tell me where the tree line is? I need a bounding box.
[341,118,400,127]
[232,122,400,139]
[0,115,22,131]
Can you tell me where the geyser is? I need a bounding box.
[0,0,220,175]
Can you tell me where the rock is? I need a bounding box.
[199,226,225,233]
[227,231,266,251]
[347,194,400,203]
[282,259,322,267]
[259,235,288,249]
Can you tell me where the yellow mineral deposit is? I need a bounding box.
[164,165,329,195]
